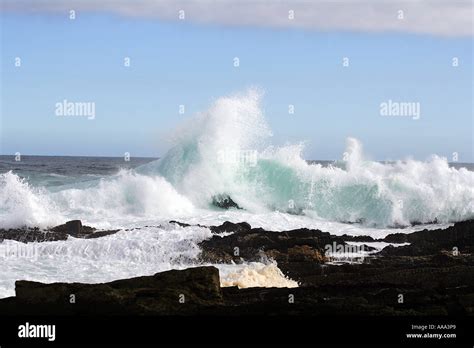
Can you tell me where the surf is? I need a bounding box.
[140,88,474,227]
[1,88,473,229]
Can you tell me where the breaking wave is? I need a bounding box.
[1,89,473,228]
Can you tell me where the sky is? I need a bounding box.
[0,0,472,161]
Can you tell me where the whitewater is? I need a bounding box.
[1,89,473,298]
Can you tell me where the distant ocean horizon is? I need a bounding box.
[2,155,473,186]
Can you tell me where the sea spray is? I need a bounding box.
[141,89,474,227]
[1,89,473,228]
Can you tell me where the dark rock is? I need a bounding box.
[211,194,242,210]
[1,220,473,316]
[0,220,120,243]
[199,222,351,284]
[199,224,335,264]
[0,261,472,316]
[169,220,192,228]
[51,220,86,236]
[380,220,474,256]
[2,266,223,315]
[168,220,208,229]
[340,234,375,243]
[382,233,408,244]
[0,227,68,243]
[209,221,251,234]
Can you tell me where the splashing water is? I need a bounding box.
[1,89,473,229]
[0,88,473,299]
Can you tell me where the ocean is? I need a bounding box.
[1,92,473,298]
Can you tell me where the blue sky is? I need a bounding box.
[1,5,472,161]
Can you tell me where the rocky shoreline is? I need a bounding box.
[0,220,120,243]
[0,219,472,315]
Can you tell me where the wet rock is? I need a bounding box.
[168,220,193,228]
[1,220,472,316]
[2,266,223,315]
[209,221,251,234]
[0,227,68,243]
[199,224,340,264]
[199,222,351,284]
[0,220,120,243]
[51,220,91,236]
[380,220,474,256]
[339,234,376,243]
[211,194,242,210]
[0,262,472,316]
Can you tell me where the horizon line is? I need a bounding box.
[0,154,472,165]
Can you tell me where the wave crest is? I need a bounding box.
[2,89,473,228]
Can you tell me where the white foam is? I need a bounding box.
[51,169,195,224]
[218,261,298,289]
[180,209,452,239]
[0,224,212,298]
[146,89,474,227]
[1,89,473,229]
[0,171,63,228]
